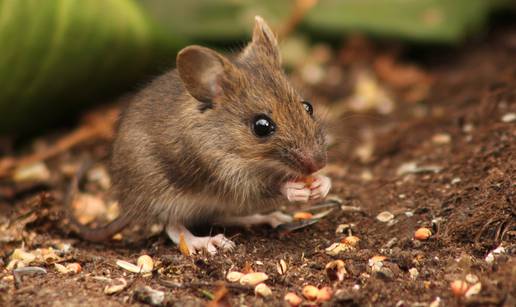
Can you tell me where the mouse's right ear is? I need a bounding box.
[177,46,237,105]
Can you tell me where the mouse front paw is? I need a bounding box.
[308,175,331,200]
[281,181,311,202]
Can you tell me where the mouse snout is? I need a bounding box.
[292,149,326,175]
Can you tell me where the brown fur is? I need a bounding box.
[73,17,327,241]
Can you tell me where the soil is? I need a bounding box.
[1,24,515,307]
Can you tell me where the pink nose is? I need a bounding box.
[294,151,326,174]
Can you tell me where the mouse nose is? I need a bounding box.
[293,150,326,174]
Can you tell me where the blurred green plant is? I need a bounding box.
[0,0,181,136]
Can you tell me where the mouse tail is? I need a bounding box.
[64,159,131,242]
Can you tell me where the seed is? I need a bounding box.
[240,272,268,286]
[116,260,141,273]
[254,283,272,297]
[277,259,288,275]
[302,285,319,301]
[293,211,313,220]
[66,263,82,273]
[226,271,244,283]
[104,277,128,295]
[450,280,469,297]
[136,255,153,273]
[325,260,346,282]
[414,228,432,240]
[465,282,481,298]
[317,286,333,302]
[341,236,360,247]
[376,211,394,222]
[325,243,354,256]
[284,292,303,306]
[304,176,315,188]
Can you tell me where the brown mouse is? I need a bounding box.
[68,16,331,254]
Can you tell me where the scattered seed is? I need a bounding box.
[450,280,469,297]
[302,285,319,301]
[226,271,244,283]
[12,266,47,287]
[317,286,333,302]
[304,176,315,188]
[325,259,346,282]
[465,273,478,284]
[414,228,432,240]
[396,161,442,176]
[465,282,481,298]
[277,259,288,275]
[240,272,268,286]
[136,255,154,273]
[341,235,360,247]
[325,243,354,256]
[335,223,353,234]
[501,112,516,123]
[254,283,272,297]
[104,277,128,295]
[284,292,303,306]
[293,211,313,220]
[432,133,451,144]
[116,260,142,273]
[451,177,461,184]
[408,268,419,280]
[376,211,394,222]
[13,162,50,183]
[178,232,190,257]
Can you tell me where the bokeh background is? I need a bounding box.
[0,0,514,137]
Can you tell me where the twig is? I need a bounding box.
[158,279,253,292]
[277,0,318,39]
[0,106,118,179]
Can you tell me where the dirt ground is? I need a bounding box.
[0,23,515,307]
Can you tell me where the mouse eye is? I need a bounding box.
[252,114,276,138]
[302,101,313,116]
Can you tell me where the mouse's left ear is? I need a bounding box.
[241,16,281,66]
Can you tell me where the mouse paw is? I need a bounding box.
[281,181,311,202]
[166,224,235,255]
[308,175,332,200]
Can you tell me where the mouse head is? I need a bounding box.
[177,16,326,178]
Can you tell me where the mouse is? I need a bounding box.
[67,16,331,255]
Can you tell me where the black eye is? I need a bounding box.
[302,101,313,116]
[252,114,276,138]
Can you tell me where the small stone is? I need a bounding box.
[240,272,268,286]
[134,286,165,306]
[284,292,302,306]
[408,268,419,280]
[374,267,394,280]
[376,211,394,222]
[501,113,516,123]
[302,285,319,301]
[226,271,244,283]
[254,283,272,297]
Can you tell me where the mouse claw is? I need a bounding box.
[308,175,331,200]
[281,181,311,202]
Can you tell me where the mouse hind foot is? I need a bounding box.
[166,223,235,255]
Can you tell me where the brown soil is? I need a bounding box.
[1,26,515,306]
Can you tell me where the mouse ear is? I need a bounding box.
[241,16,281,66]
[177,46,237,105]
